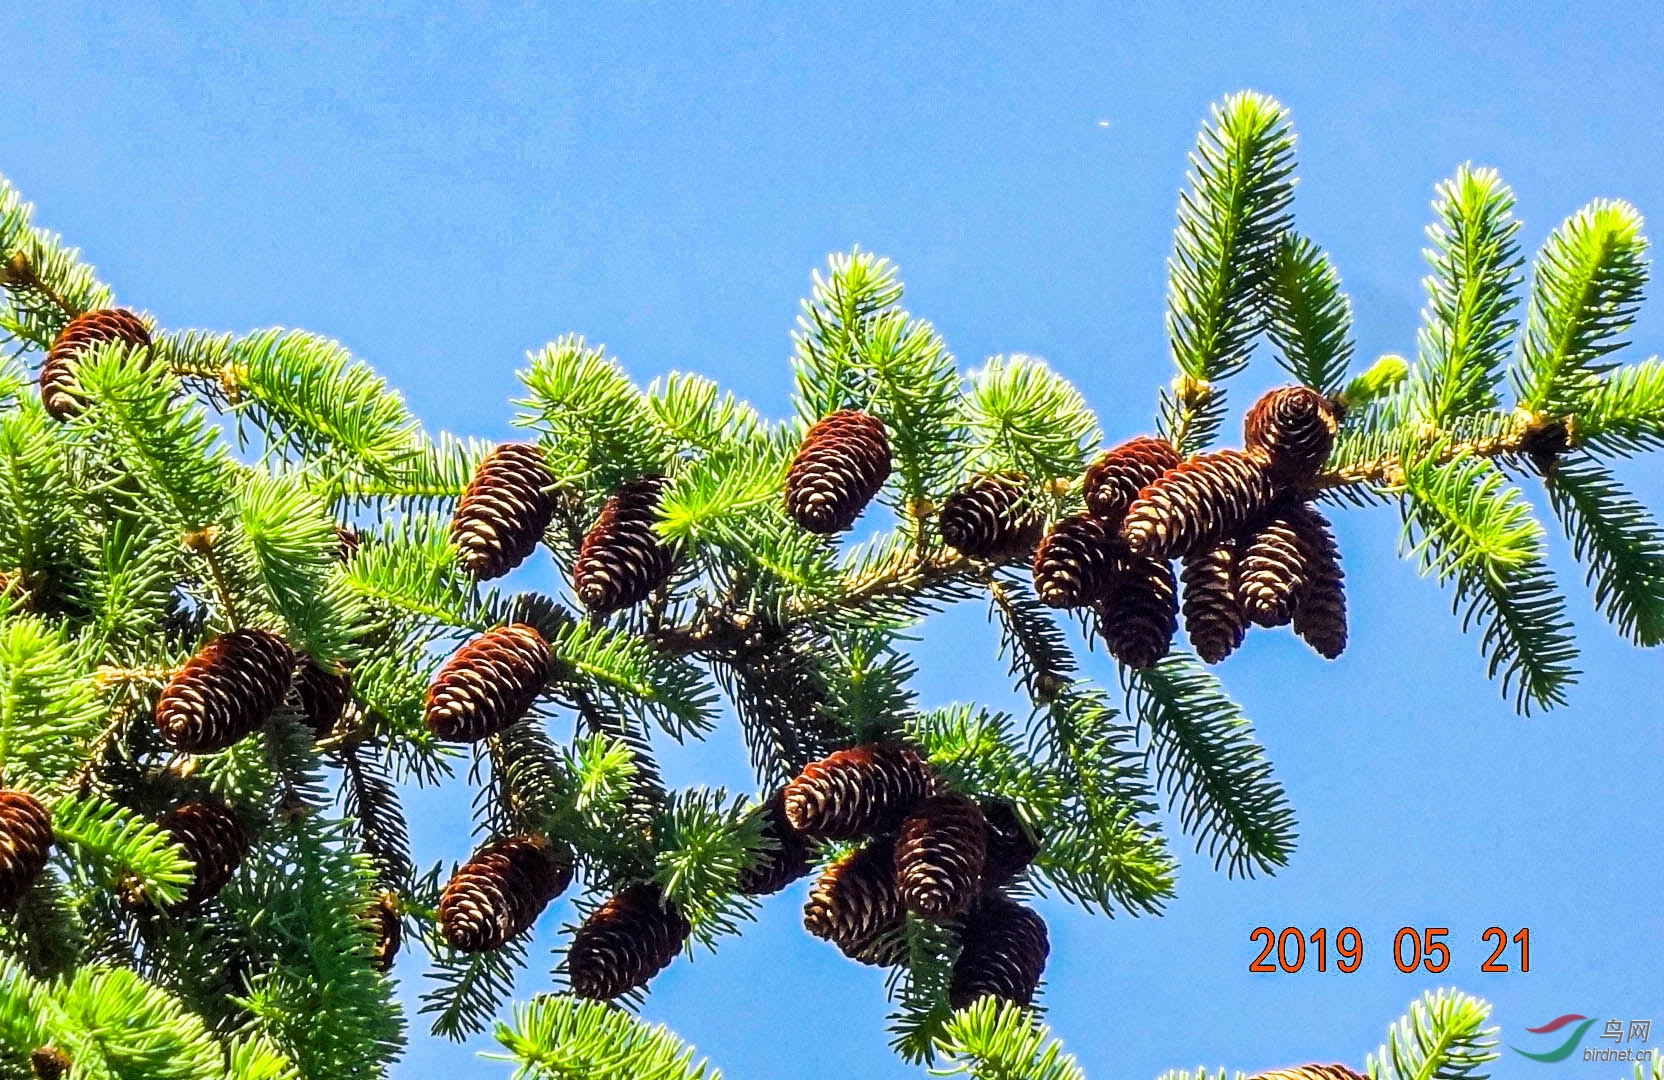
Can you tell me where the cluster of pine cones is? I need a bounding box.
[431,827,693,1000]
[1012,385,1348,668]
[739,744,1051,1010]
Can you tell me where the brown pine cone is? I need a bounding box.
[803,838,906,966]
[938,473,1042,557]
[450,443,557,580]
[1181,544,1248,663]
[295,659,351,739]
[40,307,152,420]
[1243,386,1339,482]
[154,629,296,753]
[1083,436,1182,528]
[568,882,691,999]
[1237,503,1319,628]
[158,799,251,909]
[895,794,988,920]
[736,790,813,897]
[424,623,552,743]
[1250,1067,1367,1080]
[370,891,402,971]
[1094,554,1178,669]
[1122,449,1276,560]
[1032,513,1121,609]
[784,409,892,534]
[1291,506,1347,659]
[0,791,53,907]
[29,1048,71,1080]
[948,894,1050,1010]
[980,800,1040,888]
[573,476,674,614]
[783,744,936,840]
[439,834,572,953]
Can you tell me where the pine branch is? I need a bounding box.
[1577,355,1664,456]
[1125,654,1295,877]
[1399,450,1578,712]
[0,173,114,347]
[1367,989,1498,1080]
[49,794,193,909]
[886,917,960,1066]
[1513,199,1647,415]
[961,356,1101,483]
[651,788,761,949]
[0,617,102,787]
[1409,166,1523,425]
[1542,453,1664,646]
[489,994,722,1080]
[1161,91,1297,452]
[1267,233,1355,394]
[931,998,1087,1080]
[516,335,673,499]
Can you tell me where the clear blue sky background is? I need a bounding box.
[5,4,1662,1078]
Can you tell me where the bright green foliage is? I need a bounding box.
[1161,90,1297,451]
[0,617,101,786]
[961,355,1102,483]
[1410,166,1523,425]
[1514,200,1647,414]
[1400,450,1578,711]
[1543,454,1664,645]
[1268,233,1356,395]
[1,91,1661,1079]
[931,998,1087,1080]
[1367,989,1498,1080]
[490,995,721,1080]
[1126,654,1295,876]
[49,794,193,908]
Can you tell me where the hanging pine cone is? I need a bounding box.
[0,791,53,907]
[424,623,552,743]
[39,307,152,421]
[568,882,691,999]
[1084,436,1182,528]
[1032,513,1121,609]
[439,834,572,953]
[736,790,812,897]
[1237,503,1318,628]
[450,443,557,580]
[1095,554,1178,669]
[980,799,1040,887]
[158,799,251,909]
[1243,385,1339,482]
[1250,1067,1367,1080]
[803,838,906,966]
[573,475,674,614]
[895,794,988,920]
[295,659,351,739]
[29,1048,71,1080]
[938,473,1042,557]
[784,409,892,534]
[783,743,936,840]
[1181,544,1248,664]
[1291,506,1347,660]
[154,628,295,753]
[948,894,1050,1009]
[370,891,402,971]
[1121,449,1276,560]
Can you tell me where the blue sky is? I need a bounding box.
[6,3,1663,1077]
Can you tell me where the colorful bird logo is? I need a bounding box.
[1512,1014,1599,1062]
